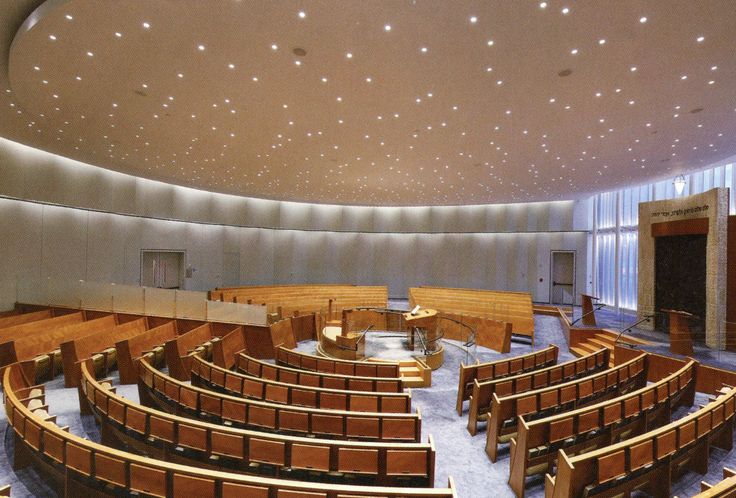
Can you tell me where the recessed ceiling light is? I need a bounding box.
[252,76,258,82]
[228,63,235,69]
[346,52,353,58]
[487,40,494,46]
[86,51,94,57]
[321,77,327,82]
[708,80,715,85]
[639,16,647,23]
[595,92,602,97]
[33,66,40,71]
[197,44,205,51]
[549,98,556,103]
[142,22,150,29]
[298,11,306,18]
[629,100,635,105]
[294,60,302,66]
[469,16,478,23]
[630,66,637,71]
[486,67,493,72]
[75,76,81,81]
[114,32,122,38]
[496,80,503,85]
[571,48,578,55]
[539,2,548,8]
[696,36,705,42]
[142,83,148,88]
[680,75,687,80]
[711,65,718,71]
[366,77,372,82]
[561,7,570,14]
[49,34,57,41]
[384,24,392,31]
[177,73,184,78]
[598,39,606,45]
[420,47,428,53]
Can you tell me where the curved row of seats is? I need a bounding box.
[5,362,457,497]
[276,346,401,378]
[191,354,412,413]
[687,467,736,497]
[80,360,435,487]
[467,348,611,434]
[236,351,404,392]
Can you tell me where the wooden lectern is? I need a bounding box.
[580,294,600,326]
[663,309,695,355]
[403,308,438,352]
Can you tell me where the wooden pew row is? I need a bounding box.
[164,322,242,381]
[0,310,85,344]
[212,327,246,369]
[686,467,736,497]
[192,354,411,413]
[409,286,534,338]
[60,317,151,387]
[5,363,457,498]
[0,484,8,496]
[485,353,648,463]
[545,386,736,498]
[438,313,513,353]
[0,313,142,382]
[115,319,205,384]
[80,361,435,487]
[277,346,401,378]
[0,308,53,329]
[508,359,697,498]
[237,352,404,393]
[138,357,422,442]
[456,345,559,415]
[61,318,147,385]
[467,349,610,435]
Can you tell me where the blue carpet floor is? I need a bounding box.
[1,310,735,497]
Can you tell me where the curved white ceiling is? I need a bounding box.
[2,0,736,206]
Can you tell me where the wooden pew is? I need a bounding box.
[237,352,404,392]
[0,308,53,329]
[0,311,85,343]
[467,348,610,435]
[545,386,736,498]
[212,284,389,319]
[115,321,179,384]
[0,485,8,496]
[0,314,124,381]
[439,312,513,353]
[688,467,736,497]
[456,345,559,415]
[60,317,150,387]
[164,323,242,381]
[191,354,411,413]
[508,359,697,498]
[5,362,457,498]
[485,353,648,462]
[80,360,433,487]
[138,357,422,442]
[409,286,535,342]
[276,346,401,378]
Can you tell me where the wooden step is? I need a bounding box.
[569,346,588,358]
[588,337,615,349]
[577,342,603,354]
[401,376,427,388]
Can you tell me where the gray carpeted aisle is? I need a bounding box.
[2,314,736,497]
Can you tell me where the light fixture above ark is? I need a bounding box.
[673,174,686,195]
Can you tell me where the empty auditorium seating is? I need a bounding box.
[508,359,697,497]
[485,353,648,462]
[467,348,610,435]
[237,352,404,392]
[545,386,736,498]
[138,357,422,442]
[688,467,736,497]
[79,360,436,487]
[163,322,242,380]
[456,345,559,415]
[276,346,401,378]
[409,286,534,342]
[191,354,412,413]
[4,362,457,497]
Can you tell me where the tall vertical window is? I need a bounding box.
[594,163,735,310]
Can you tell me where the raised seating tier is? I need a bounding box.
[545,386,736,498]
[4,362,457,497]
[409,286,534,341]
[456,345,559,415]
[508,359,697,498]
[484,353,648,462]
[237,352,404,393]
[192,354,412,413]
[80,360,435,487]
[164,322,242,380]
[139,357,422,442]
[467,348,610,435]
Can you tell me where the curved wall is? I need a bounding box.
[0,137,591,309]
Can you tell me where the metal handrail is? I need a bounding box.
[334,325,373,351]
[570,304,607,326]
[613,315,654,346]
[436,315,476,347]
